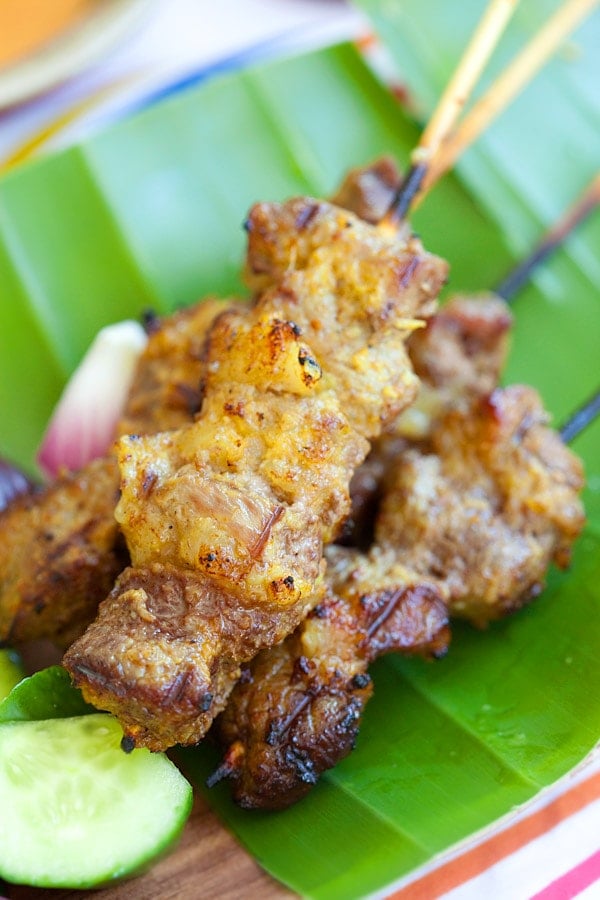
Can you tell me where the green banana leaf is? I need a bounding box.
[0,13,598,900]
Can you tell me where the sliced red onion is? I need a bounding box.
[0,458,36,512]
[37,321,148,479]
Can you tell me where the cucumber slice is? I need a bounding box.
[0,649,25,702]
[0,714,193,888]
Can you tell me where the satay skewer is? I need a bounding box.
[63,192,449,753]
[7,0,597,663]
[210,160,598,810]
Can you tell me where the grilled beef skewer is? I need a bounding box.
[209,164,585,810]
[63,198,446,752]
[213,364,584,811]
[0,163,587,793]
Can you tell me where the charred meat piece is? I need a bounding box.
[378,385,585,625]
[64,198,447,751]
[0,457,125,648]
[341,293,514,546]
[119,299,231,436]
[409,294,513,400]
[0,300,226,647]
[214,550,449,809]
[331,156,400,224]
[392,293,513,441]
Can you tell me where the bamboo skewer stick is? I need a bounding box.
[496,171,600,300]
[493,173,600,445]
[560,388,600,442]
[424,0,600,194]
[413,0,521,165]
[381,0,521,228]
[489,174,600,441]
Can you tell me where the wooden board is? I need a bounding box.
[3,794,294,900]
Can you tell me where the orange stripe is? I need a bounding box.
[387,770,600,900]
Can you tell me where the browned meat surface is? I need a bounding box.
[214,552,449,809]
[0,300,226,647]
[331,156,400,224]
[0,457,125,648]
[64,197,447,752]
[410,294,513,398]
[341,293,514,546]
[391,293,513,441]
[242,198,439,437]
[119,299,230,436]
[379,385,585,625]
[333,159,514,532]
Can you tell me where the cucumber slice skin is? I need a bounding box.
[0,714,193,889]
[0,649,25,702]
[0,664,95,723]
